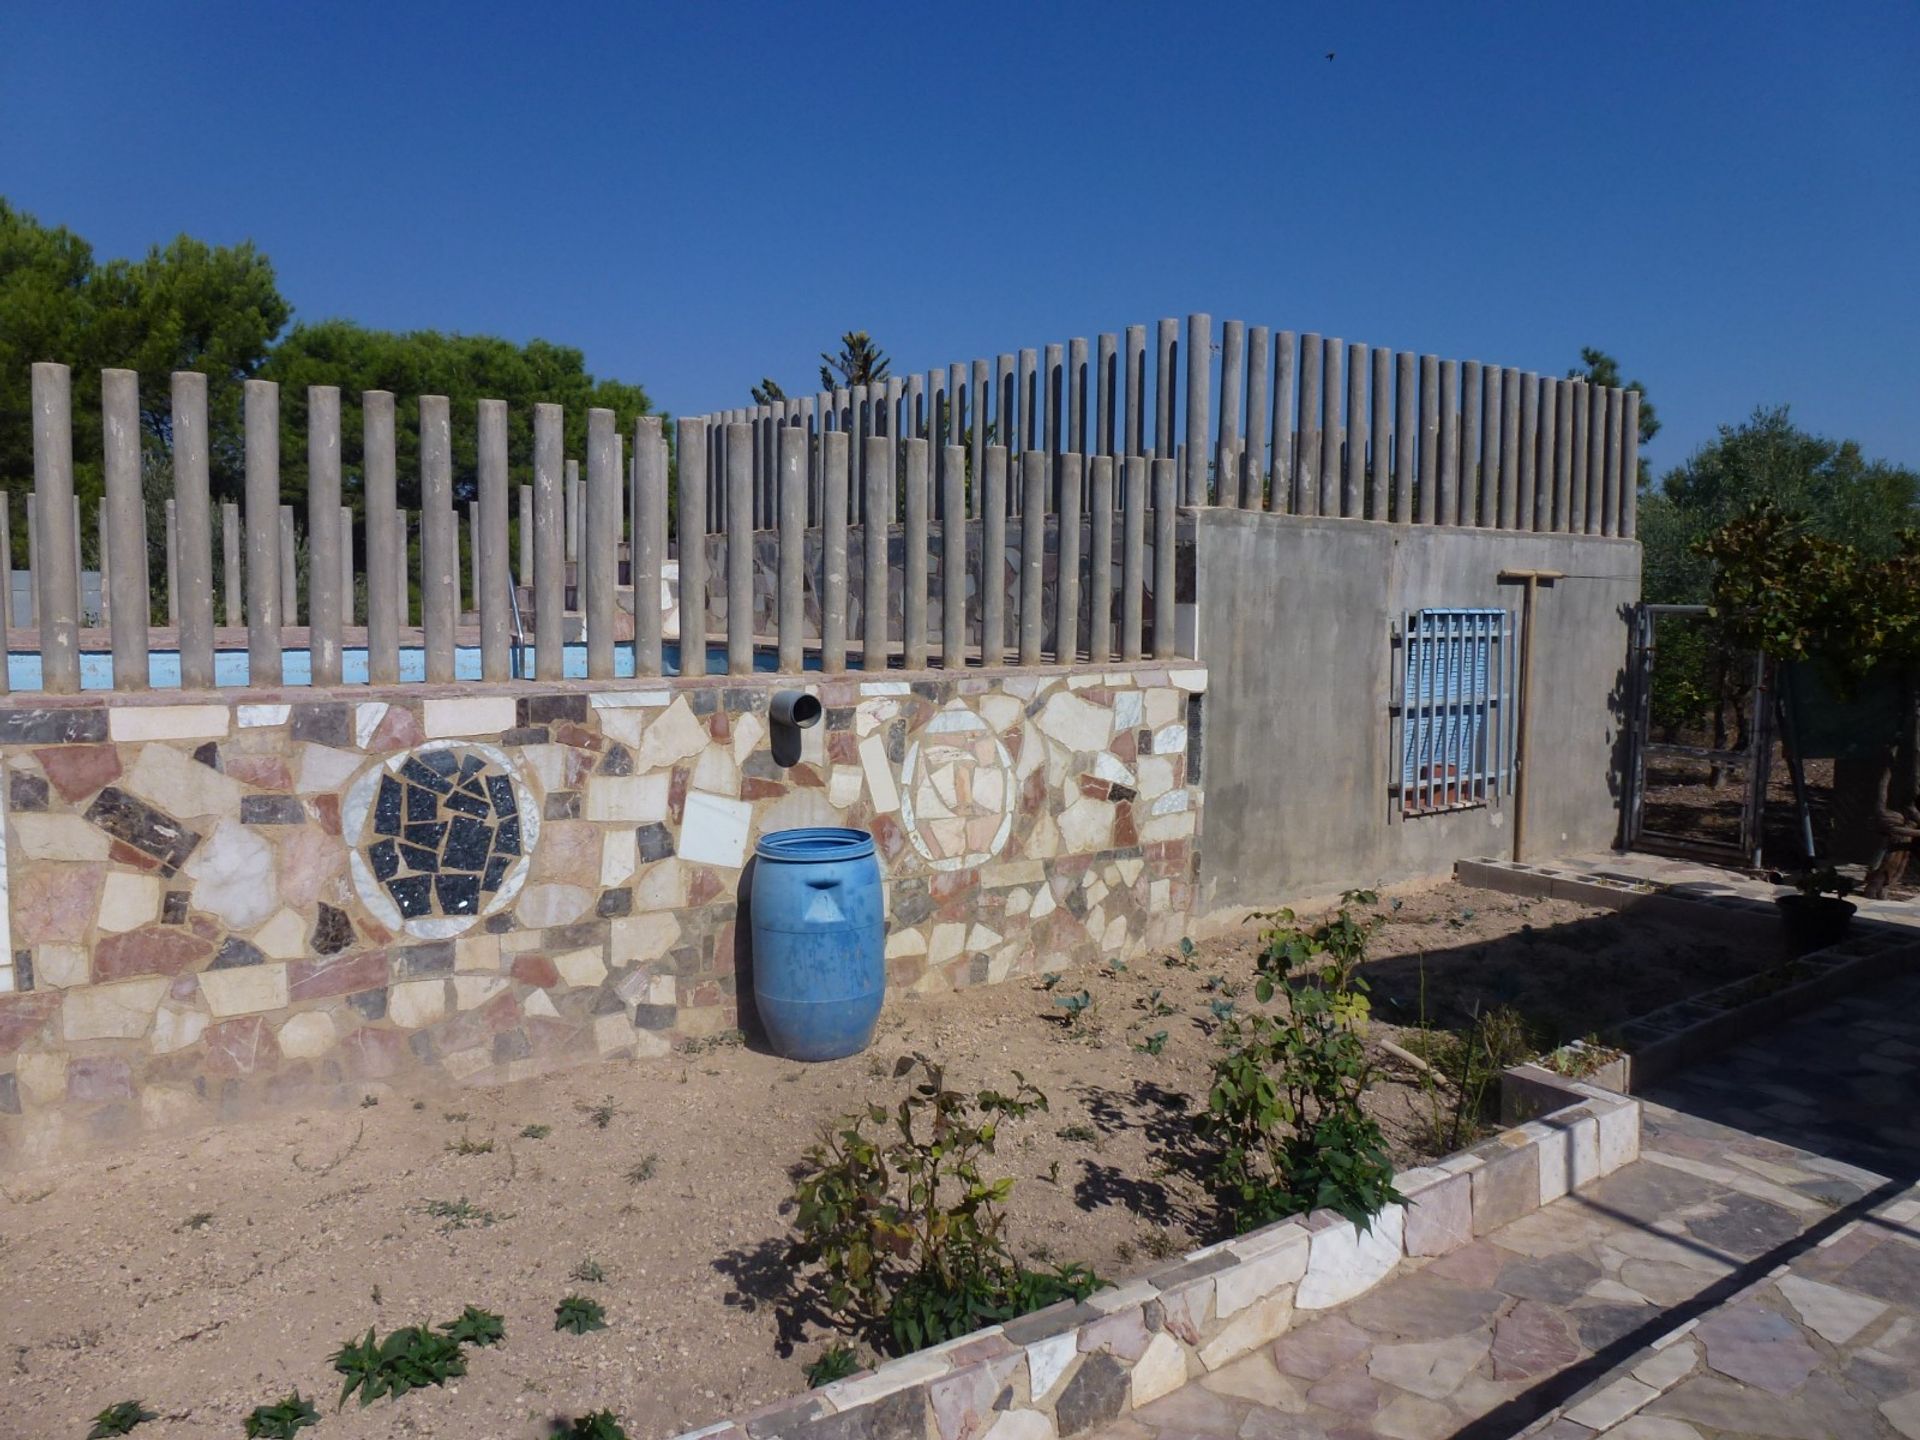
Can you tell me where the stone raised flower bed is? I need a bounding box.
[674,1066,1642,1440]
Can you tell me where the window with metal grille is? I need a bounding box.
[1393,607,1514,815]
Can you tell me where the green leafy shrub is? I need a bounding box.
[331,1326,467,1407]
[243,1392,319,1438]
[788,1056,1103,1356]
[1205,893,1404,1233]
[554,1296,607,1334]
[803,1341,862,1388]
[553,1411,630,1440]
[87,1402,156,1438]
[439,1305,505,1348]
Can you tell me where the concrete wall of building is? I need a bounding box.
[0,664,1203,1165]
[1192,510,1639,912]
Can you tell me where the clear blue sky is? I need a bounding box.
[4,1,1916,477]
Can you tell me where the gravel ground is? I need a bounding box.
[0,878,1768,1440]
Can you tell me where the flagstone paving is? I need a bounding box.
[1095,969,1920,1440]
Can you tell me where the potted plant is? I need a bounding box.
[1775,866,1857,950]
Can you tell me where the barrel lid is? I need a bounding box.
[755,826,876,863]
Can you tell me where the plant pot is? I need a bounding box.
[1775,894,1856,952]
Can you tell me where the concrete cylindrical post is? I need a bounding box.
[1500,369,1523,530]
[586,408,619,680]
[1436,358,1458,525]
[1481,366,1505,529]
[165,499,179,627]
[1152,456,1177,661]
[980,447,1007,665]
[308,385,343,686]
[421,396,455,683]
[102,369,149,688]
[1459,362,1484,526]
[1088,454,1114,662]
[1536,376,1559,532]
[820,428,848,673]
[726,420,753,675]
[1124,325,1147,461]
[364,392,399,684]
[1154,319,1177,461]
[1121,455,1146,658]
[1184,314,1211,505]
[1416,355,1439,525]
[1271,332,1296,514]
[862,435,891,674]
[173,372,215,687]
[677,418,710,678]
[777,422,806,674]
[1216,319,1243,509]
[1517,372,1540,534]
[244,379,282,685]
[633,416,666,676]
[1018,451,1046,665]
[1623,391,1641,539]
[533,404,566,680]
[1347,343,1371,518]
[941,442,967,669]
[1296,335,1322,516]
[1244,326,1271,510]
[902,437,929,671]
[483,407,514,683]
[1056,452,1082,663]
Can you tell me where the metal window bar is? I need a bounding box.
[1395,606,1512,815]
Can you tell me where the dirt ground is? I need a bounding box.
[0,879,1776,1440]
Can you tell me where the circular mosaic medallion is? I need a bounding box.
[898,707,1016,872]
[342,741,541,939]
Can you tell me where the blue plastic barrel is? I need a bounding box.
[749,827,886,1061]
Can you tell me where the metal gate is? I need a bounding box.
[1622,603,1775,868]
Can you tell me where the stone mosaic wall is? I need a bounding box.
[0,664,1205,1165]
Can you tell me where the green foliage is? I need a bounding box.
[1643,407,1919,610]
[243,1392,319,1438]
[1252,890,1381,1006]
[626,1154,658,1184]
[570,1257,606,1284]
[1637,409,1919,733]
[804,1342,862,1388]
[422,1197,504,1230]
[1051,989,1094,1030]
[445,1133,494,1156]
[86,1401,157,1438]
[554,1295,608,1334]
[520,1123,551,1139]
[1699,502,1920,684]
[1428,1005,1536,1153]
[261,320,659,512]
[331,1325,467,1408]
[553,1411,631,1440]
[751,377,786,405]
[1135,1030,1169,1056]
[787,1056,1103,1356]
[818,331,890,390]
[0,199,289,572]
[1791,865,1856,900]
[1204,893,1403,1233]
[438,1305,505,1348]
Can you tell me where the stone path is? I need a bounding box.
[1096,970,1920,1440]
